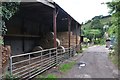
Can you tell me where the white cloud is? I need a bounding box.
[54,0,112,23]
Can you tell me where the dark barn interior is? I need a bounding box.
[4,2,81,55]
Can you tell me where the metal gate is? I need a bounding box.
[9,47,76,79]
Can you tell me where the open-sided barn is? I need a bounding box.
[2,0,81,79]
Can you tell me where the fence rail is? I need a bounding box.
[9,46,76,79]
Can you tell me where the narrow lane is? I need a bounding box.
[63,45,118,78]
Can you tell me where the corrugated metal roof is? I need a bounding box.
[37,0,55,8]
[37,0,81,25]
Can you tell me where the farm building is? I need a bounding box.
[4,2,81,55]
[2,0,81,79]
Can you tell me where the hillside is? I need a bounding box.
[81,15,112,44]
[82,15,112,29]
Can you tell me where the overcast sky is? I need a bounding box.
[54,0,112,23]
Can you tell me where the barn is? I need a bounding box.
[2,0,81,79]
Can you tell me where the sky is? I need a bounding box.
[54,0,112,24]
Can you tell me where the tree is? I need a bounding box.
[107,0,120,46]
[83,28,102,42]
[0,2,20,36]
[107,0,120,68]
[83,17,104,43]
[91,19,103,30]
[92,15,103,20]
[0,2,20,78]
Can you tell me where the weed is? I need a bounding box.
[36,74,57,80]
[59,61,76,72]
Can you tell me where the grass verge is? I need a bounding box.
[3,72,17,80]
[59,61,76,72]
[36,74,57,80]
[109,51,120,69]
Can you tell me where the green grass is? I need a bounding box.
[59,61,76,72]
[3,72,17,80]
[36,74,57,80]
[108,43,120,70]
[46,74,57,78]
[110,55,119,69]
[109,51,120,69]
[36,61,76,79]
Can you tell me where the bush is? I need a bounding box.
[3,72,17,80]
[109,43,120,69]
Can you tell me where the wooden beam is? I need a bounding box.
[53,8,57,48]
[68,16,71,48]
[76,22,78,47]
[79,24,82,50]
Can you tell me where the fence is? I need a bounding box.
[9,46,76,79]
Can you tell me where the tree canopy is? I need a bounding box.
[106,0,120,69]
[82,15,110,43]
[107,0,120,41]
[0,2,20,35]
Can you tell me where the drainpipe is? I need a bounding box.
[53,4,57,48]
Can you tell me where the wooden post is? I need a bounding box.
[68,16,71,58]
[76,22,78,48]
[79,24,82,50]
[53,8,57,48]
[68,16,71,48]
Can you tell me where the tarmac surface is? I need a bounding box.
[63,45,119,78]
